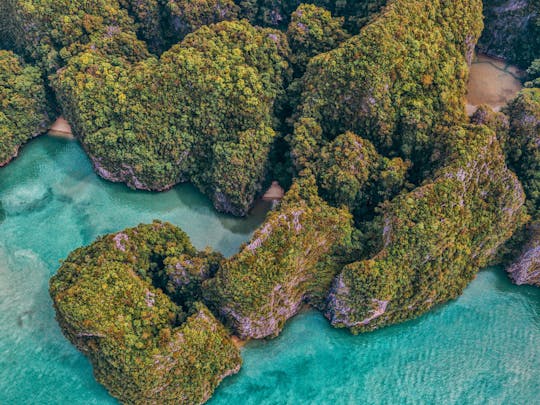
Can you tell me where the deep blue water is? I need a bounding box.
[1,137,538,404]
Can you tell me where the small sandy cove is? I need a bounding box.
[48,117,74,139]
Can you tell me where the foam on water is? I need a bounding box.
[0,137,539,404]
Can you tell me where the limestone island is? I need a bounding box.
[0,0,538,403]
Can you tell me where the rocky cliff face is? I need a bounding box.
[326,125,526,333]
[507,221,540,286]
[204,175,352,339]
[478,0,539,67]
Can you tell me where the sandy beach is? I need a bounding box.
[262,181,285,201]
[48,117,74,139]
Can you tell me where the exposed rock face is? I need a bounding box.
[326,125,526,333]
[478,0,539,67]
[49,222,240,404]
[204,175,352,339]
[504,88,540,213]
[507,221,540,286]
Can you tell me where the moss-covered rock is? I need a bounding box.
[478,0,539,68]
[326,125,526,332]
[204,174,352,339]
[504,88,540,215]
[0,50,50,166]
[315,131,410,213]
[49,222,240,404]
[292,0,483,171]
[53,20,290,215]
[286,4,349,73]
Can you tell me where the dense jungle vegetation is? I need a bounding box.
[0,0,536,402]
[0,50,50,166]
[50,222,241,404]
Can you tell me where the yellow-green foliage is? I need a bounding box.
[315,131,409,212]
[0,0,149,72]
[204,174,353,338]
[292,0,483,169]
[286,4,349,72]
[53,20,290,215]
[49,222,241,404]
[0,50,50,166]
[504,88,540,215]
[326,125,526,332]
[479,0,539,68]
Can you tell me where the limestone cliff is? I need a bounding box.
[204,174,352,339]
[478,0,539,67]
[326,125,526,332]
[507,220,540,286]
[49,222,241,404]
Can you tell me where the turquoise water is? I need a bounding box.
[1,137,539,404]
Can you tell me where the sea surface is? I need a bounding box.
[0,137,538,404]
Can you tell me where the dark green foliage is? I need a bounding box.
[470,104,510,149]
[316,132,379,209]
[165,0,239,42]
[118,0,164,52]
[236,0,386,33]
[49,222,241,404]
[286,4,349,73]
[0,0,148,72]
[292,0,483,171]
[315,131,409,213]
[0,50,50,166]
[204,174,353,338]
[504,88,540,215]
[525,59,540,88]
[53,21,291,215]
[326,125,526,332]
[120,0,241,53]
[479,0,540,68]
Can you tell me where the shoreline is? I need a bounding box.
[465,52,524,115]
[48,117,74,139]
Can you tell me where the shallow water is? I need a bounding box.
[1,137,539,404]
[466,54,523,115]
[0,136,268,404]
